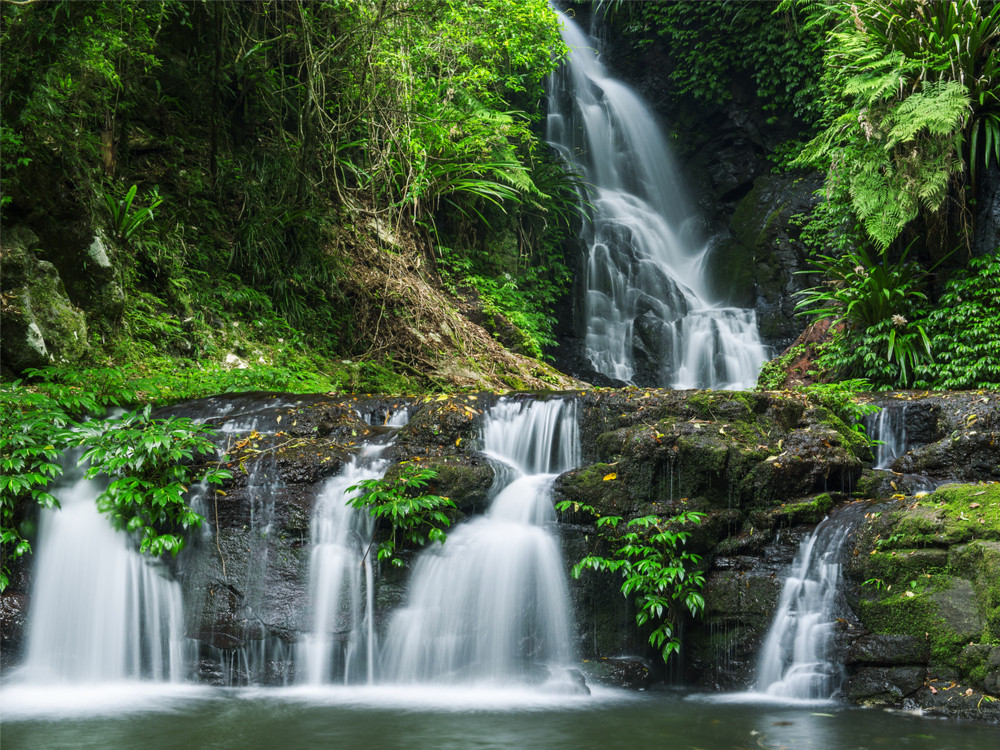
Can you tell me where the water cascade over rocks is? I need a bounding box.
[865,405,909,470]
[20,456,186,683]
[296,448,385,685]
[381,398,581,686]
[755,505,865,700]
[547,9,767,388]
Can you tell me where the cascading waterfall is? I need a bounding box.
[296,444,390,685]
[381,398,580,685]
[20,456,186,684]
[865,405,909,470]
[547,9,767,389]
[755,505,864,700]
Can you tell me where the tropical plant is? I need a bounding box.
[67,407,230,557]
[104,184,162,243]
[795,0,1000,252]
[795,243,932,387]
[557,501,706,662]
[913,251,1000,389]
[346,463,455,568]
[0,371,230,588]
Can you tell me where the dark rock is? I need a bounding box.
[580,656,654,690]
[846,635,930,666]
[845,666,925,704]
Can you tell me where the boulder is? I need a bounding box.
[0,225,90,374]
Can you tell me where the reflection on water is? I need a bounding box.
[2,687,998,750]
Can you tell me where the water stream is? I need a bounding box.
[382,398,580,686]
[755,504,866,700]
[547,9,767,388]
[18,455,186,684]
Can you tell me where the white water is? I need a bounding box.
[756,515,856,700]
[548,10,766,389]
[19,459,186,684]
[382,398,580,685]
[296,445,386,685]
[866,406,908,470]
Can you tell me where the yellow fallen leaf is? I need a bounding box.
[455,437,462,447]
[603,472,617,481]
[276,415,282,423]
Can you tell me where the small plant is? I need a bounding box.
[862,577,886,591]
[104,184,162,243]
[558,500,706,662]
[68,406,230,556]
[346,464,455,567]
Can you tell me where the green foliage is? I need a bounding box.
[68,407,230,556]
[794,0,999,250]
[800,380,880,439]
[346,463,455,568]
[609,1,825,128]
[104,184,162,244]
[796,243,933,387]
[557,500,706,662]
[913,252,1000,389]
[0,369,230,589]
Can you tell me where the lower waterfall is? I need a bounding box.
[19,457,186,684]
[755,505,865,700]
[381,397,581,686]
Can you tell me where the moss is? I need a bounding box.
[891,483,1000,548]
[857,575,969,666]
[863,549,949,584]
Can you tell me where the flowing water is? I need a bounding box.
[755,505,866,700]
[295,448,385,685]
[547,9,767,388]
[381,398,580,686]
[865,405,909,470]
[16,455,186,684]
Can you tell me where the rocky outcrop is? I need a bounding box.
[2,387,997,713]
[843,482,1000,722]
[1,225,90,374]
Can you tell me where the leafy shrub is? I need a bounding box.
[796,244,932,387]
[0,372,229,589]
[914,252,1000,389]
[557,500,706,662]
[346,464,454,567]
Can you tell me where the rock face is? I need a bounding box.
[2,388,997,717]
[844,483,1000,722]
[0,225,90,374]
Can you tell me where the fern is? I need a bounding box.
[886,80,969,146]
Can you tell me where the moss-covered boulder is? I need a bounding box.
[0,225,90,374]
[845,483,1000,704]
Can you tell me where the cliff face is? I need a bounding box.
[3,388,993,716]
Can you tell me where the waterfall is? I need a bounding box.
[381,398,580,685]
[755,505,864,700]
[547,8,767,389]
[19,456,186,684]
[296,444,388,685]
[865,405,908,470]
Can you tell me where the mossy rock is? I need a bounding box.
[411,455,495,517]
[392,393,491,458]
[858,549,949,586]
[857,576,986,667]
[747,492,835,529]
[893,483,1000,547]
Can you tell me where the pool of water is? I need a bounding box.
[3,684,998,750]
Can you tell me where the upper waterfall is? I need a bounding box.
[547,8,767,389]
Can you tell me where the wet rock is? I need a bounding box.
[580,656,654,690]
[846,634,930,666]
[845,666,925,704]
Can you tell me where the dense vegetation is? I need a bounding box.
[1,1,999,660]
